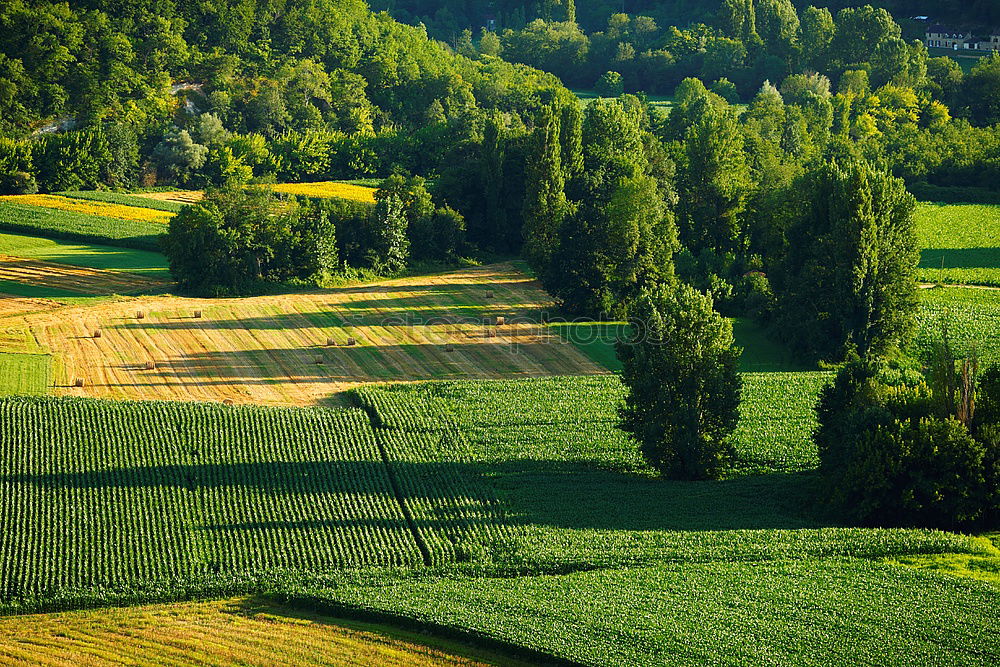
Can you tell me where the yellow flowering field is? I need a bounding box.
[270,181,376,203]
[0,194,174,224]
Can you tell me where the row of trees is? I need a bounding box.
[164,176,466,295]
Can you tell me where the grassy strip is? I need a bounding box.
[0,232,170,279]
[0,354,50,396]
[915,202,1000,287]
[0,202,163,251]
[916,287,1000,364]
[58,191,185,213]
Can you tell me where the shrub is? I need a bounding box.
[816,358,1000,529]
[594,71,624,97]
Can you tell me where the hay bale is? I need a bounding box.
[445,343,455,352]
[495,315,505,326]
[346,337,357,346]
[485,290,495,299]
[194,310,203,319]
[92,329,102,339]
[73,378,85,388]
[314,355,325,365]
[223,398,235,406]
[144,361,156,371]
[135,310,145,320]
[487,329,497,338]
[326,337,336,347]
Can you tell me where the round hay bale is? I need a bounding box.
[136,310,145,320]
[445,343,455,352]
[314,355,325,365]
[194,310,203,319]
[487,329,497,338]
[92,329,102,339]
[485,290,495,299]
[144,361,156,371]
[326,337,336,347]
[73,378,85,388]
[223,398,235,406]
[346,337,357,346]
[495,315,505,326]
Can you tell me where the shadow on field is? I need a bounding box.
[4,459,820,532]
[920,247,1000,269]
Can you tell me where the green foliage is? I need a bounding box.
[618,283,742,480]
[152,128,208,185]
[815,358,1000,530]
[162,188,336,294]
[593,71,623,98]
[774,160,919,361]
[549,97,678,317]
[522,105,567,281]
[957,52,1000,127]
[0,201,162,251]
[370,193,410,274]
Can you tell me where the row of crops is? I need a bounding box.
[0,397,431,598]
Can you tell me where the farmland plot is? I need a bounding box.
[0,397,426,598]
[915,202,1000,286]
[0,255,167,297]
[23,263,605,405]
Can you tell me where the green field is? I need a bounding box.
[0,201,164,251]
[0,232,171,279]
[915,202,1000,286]
[58,191,186,213]
[289,557,1000,666]
[916,286,1000,364]
[0,354,50,396]
[573,89,674,112]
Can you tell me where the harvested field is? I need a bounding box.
[130,189,205,204]
[22,263,606,405]
[0,598,503,666]
[0,255,168,296]
[0,294,62,317]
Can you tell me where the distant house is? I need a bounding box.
[926,24,1000,51]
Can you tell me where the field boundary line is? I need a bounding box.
[352,395,434,566]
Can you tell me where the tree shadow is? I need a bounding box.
[4,459,822,533]
[920,247,1000,269]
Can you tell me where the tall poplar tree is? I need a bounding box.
[522,105,568,282]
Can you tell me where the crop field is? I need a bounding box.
[0,397,427,598]
[0,231,170,279]
[270,181,377,203]
[0,598,510,666]
[0,194,174,224]
[17,263,603,405]
[300,558,1000,666]
[916,286,1000,364]
[58,190,186,213]
[915,202,1000,286]
[130,189,205,205]
[0,199,164,250]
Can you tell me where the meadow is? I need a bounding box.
[915,202,1000,286]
